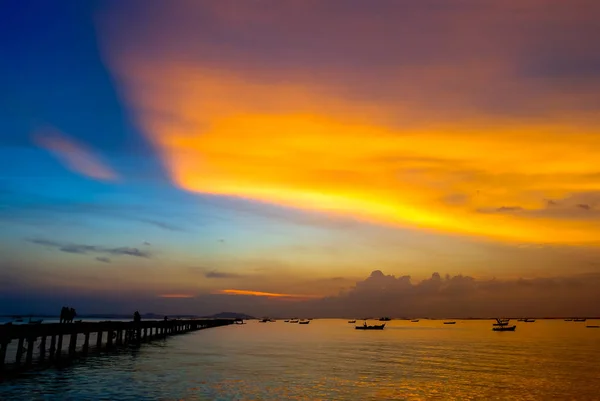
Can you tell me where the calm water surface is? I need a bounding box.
[1,319,599,400]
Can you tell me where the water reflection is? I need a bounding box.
[1,319,599,400]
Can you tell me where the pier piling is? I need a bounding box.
[0,318,235,376]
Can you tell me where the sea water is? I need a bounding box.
[1,319,599,400]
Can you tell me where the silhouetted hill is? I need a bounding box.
[204,312,255,319]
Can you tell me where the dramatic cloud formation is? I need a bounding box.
[33,128,117,181]
[311,270,600,318]
[100,0,600,245]
[29,238,151,259]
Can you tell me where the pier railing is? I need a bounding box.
[0,318,236,375]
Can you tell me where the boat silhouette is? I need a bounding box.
[492,318,516,332]
[356,323,385,330]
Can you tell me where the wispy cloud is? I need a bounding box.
[96,257,111,263]
[217,289,319,300]
[158,294,195,298]
[28,238,151,258]
[205,271,244,279]
[33,128,117,181]
[140,219,185,232]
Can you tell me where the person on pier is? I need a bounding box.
[134,311,141,323]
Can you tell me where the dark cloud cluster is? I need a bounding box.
[310,270,600,318]
[28,238,151,259]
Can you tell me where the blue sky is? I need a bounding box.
[2,0,600,316]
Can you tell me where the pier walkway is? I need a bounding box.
[0,318,236,376]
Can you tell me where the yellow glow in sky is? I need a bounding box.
[111,63,600,245]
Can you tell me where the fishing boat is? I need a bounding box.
[355,323,385,330]
[492,318,516,332]
[493,325,516,331]
[299,320,310,325]
[517,318,535,322]
[411,319,420,322]
[586,325,599,328]
[574,318,587,322]
[348,320,356,323]
[259,318,269,323]
[284,320,290,322]
[443,321,456,325]
[289,319,299,323]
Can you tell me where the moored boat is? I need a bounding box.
[493,325,516,331]
[492,318,516,332]
[586,325,599,328]
[356,323,385,330]
[348,320,356,323]
[574,318,587,322]
[411,319,419,322]
[299,320,310,325]
[289,319,299,323]
[443,321,456,325]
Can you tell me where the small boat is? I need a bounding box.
[586,325,599,328]
[259,318,269,323]
[523,319,535,323]
[289,319,299,323]
[492,318,516,332]
[299,320,310,325]
[443,321,456,325]
[493,325,516,331]
[574,318,587,322]
[379,317,391,321]
[356,323,385,330]
[284,320,290,322]
[348,320,356,323]
[564,319,573,321]
[411,319,420,323]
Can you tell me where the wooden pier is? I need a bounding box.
[0,319,235,376]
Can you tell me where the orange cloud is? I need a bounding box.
[34,129,117,181]
[100,2,600,246]
[158,294,195,298]
[217,289,319,300]
[108,63,600,245]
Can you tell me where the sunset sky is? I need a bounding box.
[2,0,600,316]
